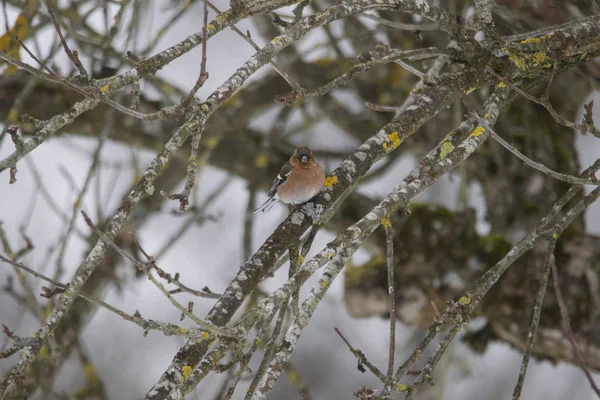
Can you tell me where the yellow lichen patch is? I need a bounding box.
[387,64,405,89]
[7,109,19,122]
[464,87,477,95]
[508,53,525,69]
[39,345,49,359]
[222,94,241,108]
[215,14,226,23]
[439,141,455,160]
[380,217,392,229]
[327,252,334,259]
[520,37,541,44]
[344,263,365,284]
[396,383,409,392]
[43,303,53,317]
[254,153,268,168]
[321,280,328,287]
[288,370,301,385]
[483,113,491,119]
[509,49,551,71]
[519,35,552,44]
[273,36,282,42]
[552,233,558,239]
[324,176,338,187]
[458,296,471,305]
[297,254,305,265]
[206,137,219,150]
[314,57,336,67]
[470,126,485,137]
[178,327,186,334]
[200,331,210,339]
[383,131,402,152]
[83,363,100,385]
[180,365,193,382]
[100,85,110,93]
[497,81,507,88]
[162,85,176,95]
[532,51,548,64]
[441,130,454,142]
[206,24,215,30]
[132,174,143,186]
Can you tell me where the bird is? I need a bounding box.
[253,146,326,214]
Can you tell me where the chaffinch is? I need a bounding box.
[253,146,326,214]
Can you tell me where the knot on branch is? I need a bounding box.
[271,12,291,29]
[274,90,303,106]
[4,126,22,148]
[41,285,67,298]
[230,0,247,13]
[160,191,190,212]
[20,114,47,132]
[354,386,377,399]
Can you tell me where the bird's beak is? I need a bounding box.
[301,155,308,163]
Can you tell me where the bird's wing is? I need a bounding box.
[267,161,293,198]
[252,196,278,214]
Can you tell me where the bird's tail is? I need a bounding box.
[252,195,279,214]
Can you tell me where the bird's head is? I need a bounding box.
[294,146,314,165]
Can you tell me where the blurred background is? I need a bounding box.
[1,0,600,399]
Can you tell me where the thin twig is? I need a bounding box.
[383,219,397,395]
[5,34,89,97]
[180,0,210,109]
[244,306,288,400]
[168,0,212,212]
[55,105,114,278]
[160,124,206,212]
[222,307,281,400]
[486,67,588,134]
[394,59,425,79]
[129,232,221,299]
[275,47,442,105]
[405,325,461,399]
[333,327,387,383]
[470,111,599,186]
[206,0,301,91]
[550,238,600,398]
[80,211,229,336]
[511,237,557,400]
[43,0,89,79]
[360,12,439,31]
[0,254,189,337]
[392,159,600,393]
[0,254,58,288]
